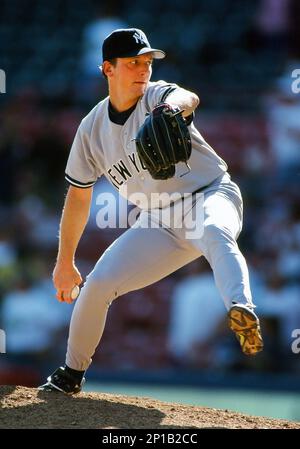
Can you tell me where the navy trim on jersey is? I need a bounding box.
[108,101,137,125]
[160,86,177,103]
[65,174,96,188]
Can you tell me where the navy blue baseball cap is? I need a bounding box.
[102,28,166,62]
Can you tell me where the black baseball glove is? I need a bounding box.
[135,103,192,180]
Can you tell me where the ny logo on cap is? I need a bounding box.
[133,31,147,45]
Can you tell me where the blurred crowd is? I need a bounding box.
[0,0,300,386]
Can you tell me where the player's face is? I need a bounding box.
[109,54,153,99]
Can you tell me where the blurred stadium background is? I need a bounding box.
[0,0,300,421]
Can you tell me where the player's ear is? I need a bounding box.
[102,60,114,78]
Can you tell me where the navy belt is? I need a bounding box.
[157,181,213,210]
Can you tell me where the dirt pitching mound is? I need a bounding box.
[0,385,299,429]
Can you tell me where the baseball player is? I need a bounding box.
[39,28,263,394]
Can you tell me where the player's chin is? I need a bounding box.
[133,82,147,94]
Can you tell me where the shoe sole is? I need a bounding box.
[228,305,264,356]
[37,382,82,395]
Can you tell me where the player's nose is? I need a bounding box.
[138,62,151,75]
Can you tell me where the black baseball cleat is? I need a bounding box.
[228,304,264,356]
[38,366,85,395]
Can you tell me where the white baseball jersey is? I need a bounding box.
[60,80,257,372]
[65,80,228,208]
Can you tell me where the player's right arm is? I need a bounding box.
[53,184,93,303]
[165,87,199,118]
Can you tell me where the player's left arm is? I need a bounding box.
[165,87,200,118]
